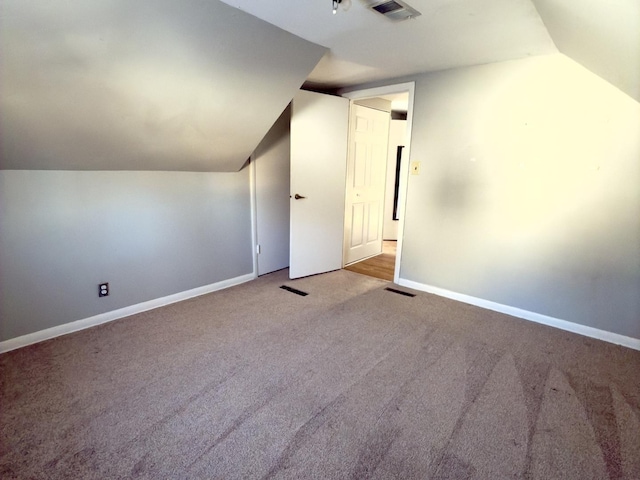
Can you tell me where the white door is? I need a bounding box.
[289,90,349,279]
[343,105,390,265]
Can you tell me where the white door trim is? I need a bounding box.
[342,82,415,284]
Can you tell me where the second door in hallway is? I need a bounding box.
[344,104,390,265]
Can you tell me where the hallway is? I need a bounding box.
[344,241,396,281]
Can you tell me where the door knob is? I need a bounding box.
[294,194,307,200]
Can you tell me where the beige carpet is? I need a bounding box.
[1,269,639,479]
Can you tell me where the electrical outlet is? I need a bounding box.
[99,282,109,297]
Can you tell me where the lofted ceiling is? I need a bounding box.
[1,0,637,172]
[220,0,558,89]
[221,0,639,102]
[531,0,640,102]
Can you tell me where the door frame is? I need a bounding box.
[341,82,415,284]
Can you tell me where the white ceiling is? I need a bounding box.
[220,0,640,103]
[379,93,410,112]
[532,0,640,102]
[220,0,557,89]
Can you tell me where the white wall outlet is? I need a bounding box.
[411,161,421,175]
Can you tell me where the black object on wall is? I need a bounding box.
[392,146,404,221]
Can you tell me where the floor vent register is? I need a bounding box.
[280,285,309,297]
[384,287,416,297]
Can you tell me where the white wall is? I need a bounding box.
[400,54,640,339]
[353,98,392,112]
[0,170,253,342]
[383,119,407,240]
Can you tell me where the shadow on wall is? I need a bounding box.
[433,163,481,215]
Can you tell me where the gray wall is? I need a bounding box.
[0,0,324,172]
[400,54,640,339]
[255,107,291,276]
[0,170,253,341]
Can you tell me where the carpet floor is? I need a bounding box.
[1,269,639,479]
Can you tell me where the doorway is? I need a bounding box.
[344,240,397,281]
[254,84,414,283]
[341,83,414,283]
[343,103,390,266]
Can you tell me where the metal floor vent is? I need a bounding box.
[280,285,309,297]
[385,287,416,297]
[364,0,421,21]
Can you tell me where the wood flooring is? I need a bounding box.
[344,240,396,281]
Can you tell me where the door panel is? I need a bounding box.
[354,143,367,187]
[344,105,390,265]
[290,90,349,279]
[367,202,380,241]
[351,203,365,247]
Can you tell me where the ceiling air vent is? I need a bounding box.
[364,0,421,21]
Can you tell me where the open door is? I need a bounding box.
[289,90,349,279]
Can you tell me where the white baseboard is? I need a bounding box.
[397,278,640,351]
[0,273,256,354]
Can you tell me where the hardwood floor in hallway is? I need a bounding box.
[344,240,396,281]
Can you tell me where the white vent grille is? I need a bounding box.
[364,0,421,21]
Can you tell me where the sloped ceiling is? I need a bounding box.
[532,0,640,102]
[2,0,636,172]
[221,0,557,89]
[0,0,325,171]
[223,0,639,103]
